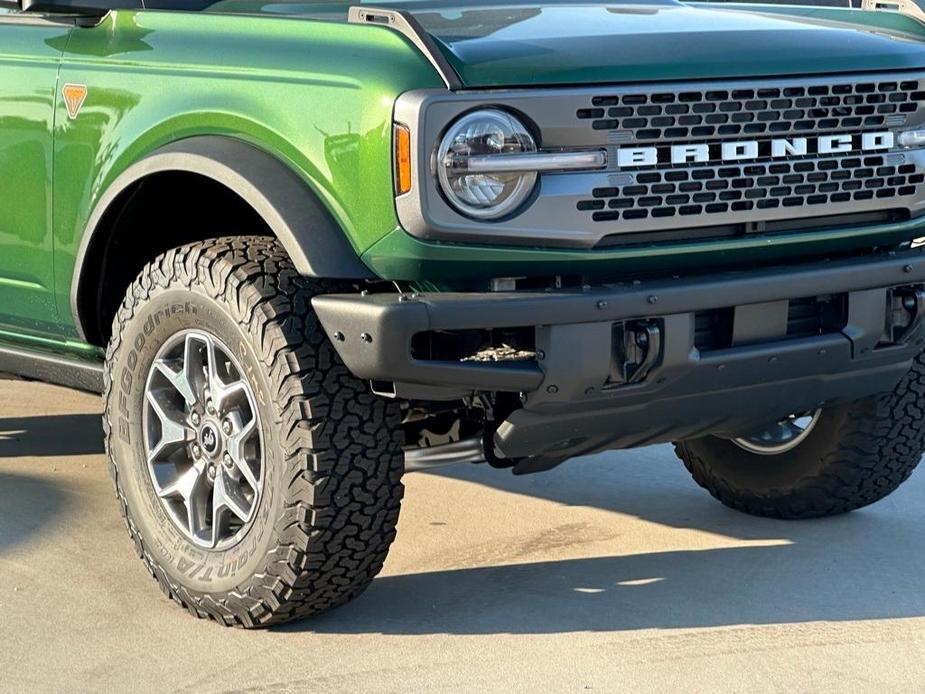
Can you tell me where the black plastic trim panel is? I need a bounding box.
[71,136,373,342]
[313,248,925,464]
[313,248,925,369]
[0,345,103,393]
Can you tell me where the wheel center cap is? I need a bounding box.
[200,422,221,456]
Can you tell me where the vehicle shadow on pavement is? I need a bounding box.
[320,538,923,635]
[284,447,925,635]
[0,413,98,554]
[0,472,69,555]
[417,445,828,541]
[0,414,104,458]
[307,532,925,634]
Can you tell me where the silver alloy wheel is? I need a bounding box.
[732,410,823,456]
[143,330,263,550]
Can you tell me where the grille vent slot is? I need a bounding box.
[581,156,923,223]
[693,295,848,352]
[577,80,920,143]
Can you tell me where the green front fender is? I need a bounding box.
[53,8,444,337]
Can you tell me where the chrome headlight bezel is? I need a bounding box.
[435,109,538,220]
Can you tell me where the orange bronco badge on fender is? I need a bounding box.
[62,84,88,120]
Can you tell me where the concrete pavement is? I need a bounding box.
[2,380,925,692]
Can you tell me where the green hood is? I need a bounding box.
[208,0,925,87]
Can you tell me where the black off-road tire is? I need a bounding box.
[674,352,925,519]
[103,236,404,627]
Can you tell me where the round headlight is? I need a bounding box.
[436,109,537,220]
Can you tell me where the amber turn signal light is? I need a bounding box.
[394,124,412,195]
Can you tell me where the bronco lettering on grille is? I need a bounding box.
[616,131,895,168]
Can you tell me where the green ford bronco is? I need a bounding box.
[4,0,925,626]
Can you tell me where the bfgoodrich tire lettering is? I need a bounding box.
[103,237,404,626]
[674,352,925,519]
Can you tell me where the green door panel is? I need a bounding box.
[52,9,443,337]
[0,14,70,336]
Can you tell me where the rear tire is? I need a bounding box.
[103,237,404,627]
[674,352,925,519]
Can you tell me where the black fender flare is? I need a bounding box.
[71,136,374,340]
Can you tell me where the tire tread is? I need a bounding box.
[103,237,404,627]
[675,353,925,519]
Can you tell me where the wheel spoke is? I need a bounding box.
[155,460,210,541]
[219,474,251,521]
[153,360,197,408]
[187,473,211,543]
[184,333,211,398]
[146,389,190,462]
[211,472,252,547]
[157,460,205,500]
[200,336,248,413]
[213,378,249,414]
[226,413,259,491]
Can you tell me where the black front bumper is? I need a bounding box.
[312,249,925,464]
